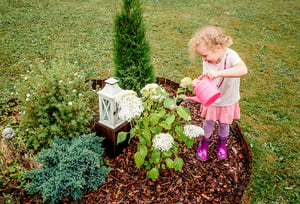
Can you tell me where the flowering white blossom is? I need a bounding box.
[74,73,78,76]
[26,98,29,101]
[183,125,204,139]
[180,77,192,88]
[78,93,82,97]
[152,133,174,151]
[115,90,144,122]
[73,89,77,93]
[68,102,73,106]
[26,94,30,97]
[24,77,28,80]
[59,80,63,83]
[140,83,166,100]
[69,81,72,84]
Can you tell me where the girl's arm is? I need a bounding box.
[206,61,248,78]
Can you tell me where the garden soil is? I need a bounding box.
[5,87,250,203]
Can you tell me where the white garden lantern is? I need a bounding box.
[97,78,124,129]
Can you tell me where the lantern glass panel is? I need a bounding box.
[116,102,122,122]
[102,98,111,122]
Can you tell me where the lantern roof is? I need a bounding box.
[105,77,119,85]
[97,77,123,99]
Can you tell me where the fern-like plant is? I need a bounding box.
[113,0,155,94]
[25,133,110,204]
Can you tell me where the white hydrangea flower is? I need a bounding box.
[152,133,174,152]
[140,83,166,100]
[180,77,192,88]
[116,90,144,122]
[183,125,204,139]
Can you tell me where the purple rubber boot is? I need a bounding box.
[196,136,211,161]
[217,136,228,160]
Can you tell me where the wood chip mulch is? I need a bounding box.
[78,101,249,204]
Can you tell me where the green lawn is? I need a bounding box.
[1,0,299,203]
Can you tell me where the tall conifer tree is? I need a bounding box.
[113,0,155,93]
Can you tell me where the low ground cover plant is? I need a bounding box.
[25,133,110,204]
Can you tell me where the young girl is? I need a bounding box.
[188,26,248,161]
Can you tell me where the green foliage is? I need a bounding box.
[0,158,28,190]
[113,0,155,94]
[25,133,110,204]
[1,0,299,202]
[118,86,193,181]
[15,60,97,150]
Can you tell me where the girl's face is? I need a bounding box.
[196,43,224,64]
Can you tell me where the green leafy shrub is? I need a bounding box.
[113,0,155,94]
[117,84,203,181]
[25,133,110,204]
[15,60,97,150]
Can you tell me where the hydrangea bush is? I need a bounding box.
[15,61,98,150]
[117,84,204,181]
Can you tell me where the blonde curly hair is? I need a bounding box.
[188,26,233,59]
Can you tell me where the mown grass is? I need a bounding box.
[1,0,299,203]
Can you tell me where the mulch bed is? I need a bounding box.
[77,101,250,204]
[2,78,252,203]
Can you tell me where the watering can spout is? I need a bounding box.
[176,96,202,106]
[184,96,202,103]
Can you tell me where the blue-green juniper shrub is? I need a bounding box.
[25,133,110,204]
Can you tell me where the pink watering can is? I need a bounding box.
[177,74,221,106]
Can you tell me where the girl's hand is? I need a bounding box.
[192,78,201,88]
[205,70,220,79]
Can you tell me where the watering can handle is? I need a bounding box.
[198,74,206,80]
[198,74,216,82]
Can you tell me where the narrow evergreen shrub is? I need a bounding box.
[113,0,155,94]
[15,60,97,150]
[25,133,110,204]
